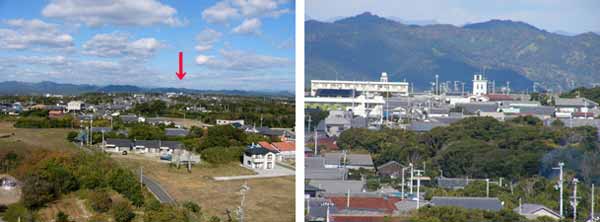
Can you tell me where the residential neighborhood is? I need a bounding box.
[305,73,600,222]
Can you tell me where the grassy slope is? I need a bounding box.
[113,156,295,222]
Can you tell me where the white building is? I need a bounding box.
[472,74,488,96]
[310,72,409,96]
[216,119,245,126]
[243,144,278,170]
[67,101,84,112]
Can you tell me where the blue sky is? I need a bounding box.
[307,0,600,34]
[0,0,295,91]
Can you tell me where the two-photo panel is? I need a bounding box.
[304,1,599,222]
[0,0,599,222]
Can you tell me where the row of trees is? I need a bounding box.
[337,116,599,183]
[14,116,75,128]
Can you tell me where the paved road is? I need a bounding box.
[143,175,175,204]
[139,170,175,204]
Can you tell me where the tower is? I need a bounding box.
[472,74,488,96]
[380,72,388,83]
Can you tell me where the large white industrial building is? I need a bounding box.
[310,72,409,96]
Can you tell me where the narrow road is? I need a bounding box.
[138,170,175,204]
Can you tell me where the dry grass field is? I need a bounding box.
[0,121,78,150]
[113,156,295,222]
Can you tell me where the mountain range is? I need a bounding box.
[306,12,600,92]
[0,81,293,97]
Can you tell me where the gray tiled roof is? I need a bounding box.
[324,153,374,167]
[513,203,560,217]
[134,140,182,149]
[457,103,498,113]
[517,106,555,116]
[408,122,448,132]
[430,196,502,211]
[325,110,352,126]
[165,128,189,137]
[555,98,598,107]
[105,138,132,147]
[306,157,326,169]
[306,168,347,180]
[309,180,365,194]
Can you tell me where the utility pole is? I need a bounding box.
[314,130,318,156]
[140,166,143,188]
[553,162,565,217]
[238,181,250,222]
[415,169,424,209]
[409,163,414,194]
[592,184,595,221]
[572,178,579,222]
[519,197,522,214]
[307,115,312,133]
[401,167,408,199]
[435,74,439,95]
[486,178,490,198]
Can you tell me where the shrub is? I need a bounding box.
[3,203,34,222]
[112,200,135,222]
[182,201,201,213]
[88,189,112,213]
[56,211,69,222]
[108,168,144,206]
[201,146,245,165]
[66,131,79,142]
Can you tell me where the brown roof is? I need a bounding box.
[486,94,514,101]
[332,215,406,222]
[329,197,401,214]
[272,141,295,152]
[258,141,277,152]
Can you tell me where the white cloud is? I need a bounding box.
[195,45,213,52]
[0,19,74,50]
[202,0,290,24]
[202,1,240,24]
[42,0,186,27]
[82,33,163,59]
[195,29,222,52]
[195,55,212,65]
[233,18,262,34]
[201,49,290,71]
[232,0,278,17]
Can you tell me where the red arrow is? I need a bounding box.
[176,51,186,80]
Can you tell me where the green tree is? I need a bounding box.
[112,200,135,222]
[3,203,34,222]
[56,211,69,222]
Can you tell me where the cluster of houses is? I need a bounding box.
[305,156,565,222]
